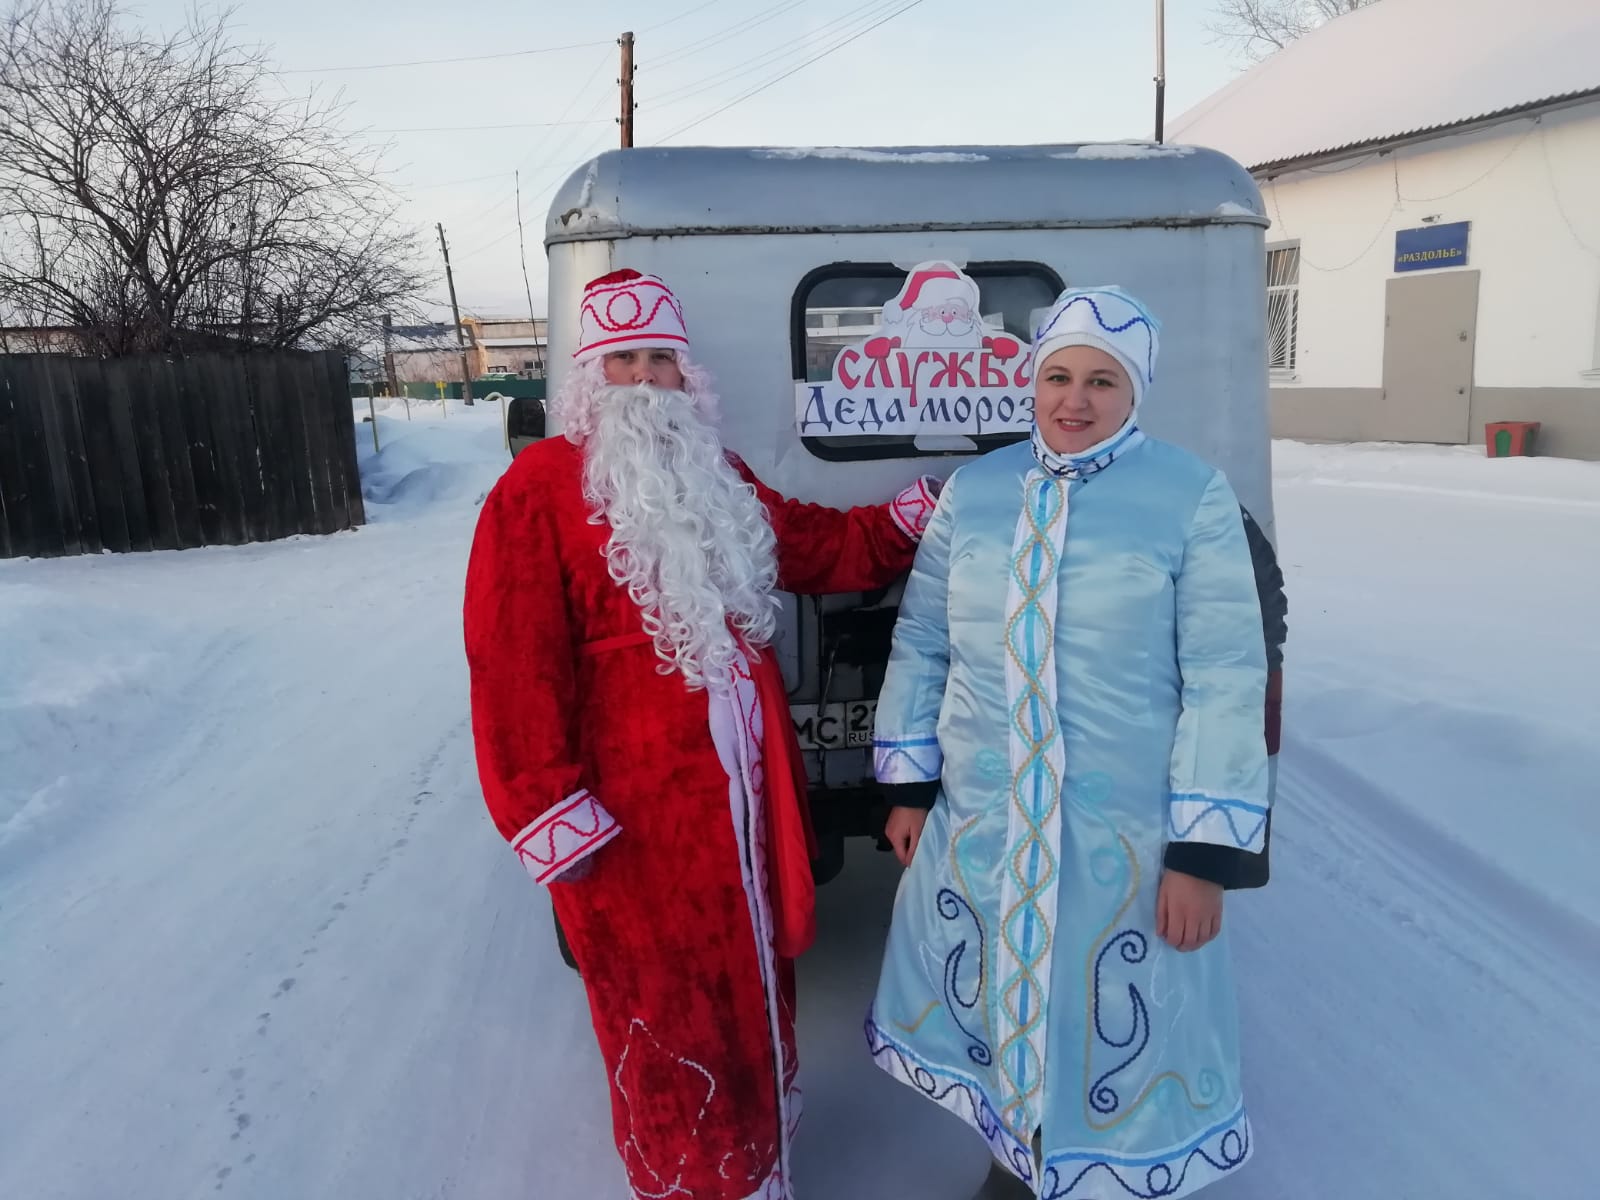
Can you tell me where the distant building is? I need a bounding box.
[387,317,548,384]
[464,317,549,378]
[387,323,468,385]
[1171,0,1600,459]
[0,325,92,354]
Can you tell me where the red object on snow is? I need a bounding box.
[1485,420,1540,457]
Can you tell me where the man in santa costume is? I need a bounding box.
[463,268,939,1200]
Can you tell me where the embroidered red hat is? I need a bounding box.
[573,269,690,363]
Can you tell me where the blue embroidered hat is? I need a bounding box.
[1031,286,1161,409]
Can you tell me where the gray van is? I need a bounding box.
[541,142,1276,887]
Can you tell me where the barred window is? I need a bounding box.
[1267,245,1300,373]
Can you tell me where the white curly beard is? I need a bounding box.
[577,380,780,692]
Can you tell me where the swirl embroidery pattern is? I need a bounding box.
[866,1017,1037,1193]
[1089,931,1152,1116]
[1078,784,1227,1140]
[1039,1108,1252,1200]
[936,888,992,1067]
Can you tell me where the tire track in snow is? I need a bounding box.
[1224,735,1596,1198]
[208,720,469,1192]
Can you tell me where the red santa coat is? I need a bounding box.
[463,434,935,1200]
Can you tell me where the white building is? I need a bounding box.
[1170,0,1600,458]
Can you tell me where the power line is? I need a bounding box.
[655,0,931,143]
[450,85,615,252]
[281,1,725,75]
[395,171,515,192]
[452,3,922,263]
[647,0,810,70]
[367,119,613,134]
[649,0,889,105]
[449,47,615,234]
[453,126,617,264]
[280,37,611,74]
[641,0,725,33]
[1538,124,1600,260]
[647,0,909,110]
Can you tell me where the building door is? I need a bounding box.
[1381,270,1480,443]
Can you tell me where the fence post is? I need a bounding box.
[367,381,379,453]
[486,391,508,451]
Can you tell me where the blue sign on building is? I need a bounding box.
[1395,221,1470,272]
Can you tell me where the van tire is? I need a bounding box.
[811,829,846,886]
[553,903,579,972]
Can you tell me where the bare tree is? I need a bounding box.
[0,0,424,356]
[1208,0,1383,62]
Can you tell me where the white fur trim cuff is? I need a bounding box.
[512,791,621,884]
[890,477,940,540]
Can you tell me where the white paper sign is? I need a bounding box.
[795,261,1034,439]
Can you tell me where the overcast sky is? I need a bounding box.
[134,0,1247,317]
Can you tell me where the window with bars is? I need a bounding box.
[1267,244,1300,374]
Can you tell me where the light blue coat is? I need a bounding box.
[869,432,1268,1199]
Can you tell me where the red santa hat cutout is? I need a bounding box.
[574,269,690,363]
[880,262,981,327]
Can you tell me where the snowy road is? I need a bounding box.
[3,411,1594,1199]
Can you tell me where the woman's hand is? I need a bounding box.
[884,806,930,868]
[1156,869,1224,951]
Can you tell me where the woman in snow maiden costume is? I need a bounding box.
[867,286,1271,1199]
[463,269,939,1200]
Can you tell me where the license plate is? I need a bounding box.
[790,700,877,750]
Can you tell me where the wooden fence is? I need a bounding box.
[0,351,365,559]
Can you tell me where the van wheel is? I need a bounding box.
[811,830,846,886]
[553,903,579,972]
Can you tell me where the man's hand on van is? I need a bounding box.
[885,806,929,868]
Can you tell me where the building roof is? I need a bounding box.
[1169,0,1600,173]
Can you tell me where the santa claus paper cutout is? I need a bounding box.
[796,261,1034,439]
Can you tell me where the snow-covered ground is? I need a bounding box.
[2,407,1595,1200]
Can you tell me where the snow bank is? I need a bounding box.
[354,404,508,520]
[0,580,177,851]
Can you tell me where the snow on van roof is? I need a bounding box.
[756,147,988,164]
[1053,143,1196,160]
[545,144,1268,244]
[1169,0,1600,172]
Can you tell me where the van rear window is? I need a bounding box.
[791,262,1062,461]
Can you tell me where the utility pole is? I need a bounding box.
[619,30,635,148]
[516,169,540,373]
[1154,0,1167,144]
[436,222,474,407]
[381,312,398,398]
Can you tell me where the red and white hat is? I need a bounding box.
[573,269,690,363]
[881,262,979,324]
